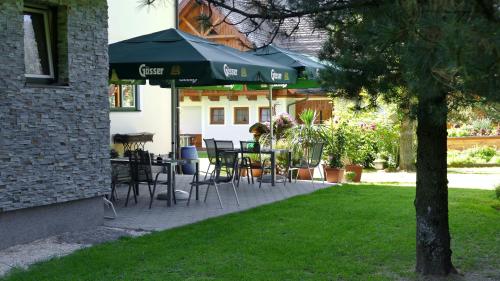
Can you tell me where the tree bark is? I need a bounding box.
[399,115,416,171]
[415,92,456,275]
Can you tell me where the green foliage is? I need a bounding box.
[345,171,356,182]
[249,122,270,141]
[447,147,499,167]
[320,119,347,168]
[344,123,378,167]
[285,109,323,164]
[322,98,400,168]
[496,185,500,200]
[468,146,497,162]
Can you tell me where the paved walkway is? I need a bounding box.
[105,174,329,231]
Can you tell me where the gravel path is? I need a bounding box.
[361,167,499,189]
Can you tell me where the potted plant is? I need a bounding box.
[320,120,347,183]
[286,109,322,180]
[373,158,387,170]
[343,122,378,182]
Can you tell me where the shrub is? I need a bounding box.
[496,185,500,200]
[447,146,499,167]
[345,171,356,182]
[468,146,496,162]
[488,156,500,165]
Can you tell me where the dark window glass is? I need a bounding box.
[24,8,53,78]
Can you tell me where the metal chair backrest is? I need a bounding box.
[111,161,131,183]
[214,150,239,183]
[240,141,260,154]
[308,143,324,168]
[129,149,153,183]
[214,140,234,151]
[204,138,217,164]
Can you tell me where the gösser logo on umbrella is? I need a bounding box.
[138,64,165,78]
[223,64,238,77]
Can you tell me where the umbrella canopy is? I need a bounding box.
[109,29,297,86]
[247,44,326,90]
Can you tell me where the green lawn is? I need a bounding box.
[197,151,208,158]
[3,185,499,281]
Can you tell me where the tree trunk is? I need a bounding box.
[399,116,416,171]
[415,92,456,275]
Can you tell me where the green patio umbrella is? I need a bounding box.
[109,29,297,86]
[109,28,297,156]
[247,44,326,90]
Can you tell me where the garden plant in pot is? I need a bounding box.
[320,119,347,183]
[286,109,322,180]
[344,123,378,182]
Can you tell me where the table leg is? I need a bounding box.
[167,164,172,207]
[271,151,276,186]
[195,161,199,200]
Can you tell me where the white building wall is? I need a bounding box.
[180,96,292,148]
[107,0,176,154]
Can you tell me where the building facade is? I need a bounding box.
[108,0,176,155]
[0,0,110,249]
[178,0,331,147]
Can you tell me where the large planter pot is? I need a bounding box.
[345,164,363,182]
[373,159,386,170]
[250,162,262,178]
[323,165,344,183]
[240,168,248,177]
[298,168,314,180]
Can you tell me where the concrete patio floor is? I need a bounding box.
[105,174,330,231]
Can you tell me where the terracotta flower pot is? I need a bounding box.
[298,168,314,180]
[345,164,363,182]
[323,165,344,183]
[239,168,248,177]
[250,161,262,178]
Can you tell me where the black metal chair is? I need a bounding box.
[187,150,240,208]
[203,138,217,180]
[288,143,325,187]
[110,160,131,202]
[126,149,169,208]
[239,141,259,186]
[214,140,234,151]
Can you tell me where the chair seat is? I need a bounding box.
[190,175,232,186]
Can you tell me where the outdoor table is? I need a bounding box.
[220,148,290,186]
[110,157,199,207]
[259,149,291,186]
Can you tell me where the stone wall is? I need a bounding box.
[0,0,110,212]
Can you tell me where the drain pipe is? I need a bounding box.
[286,96,309,114]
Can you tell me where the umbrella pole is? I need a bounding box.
[268,85,273,149]
[171,79,177,158]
